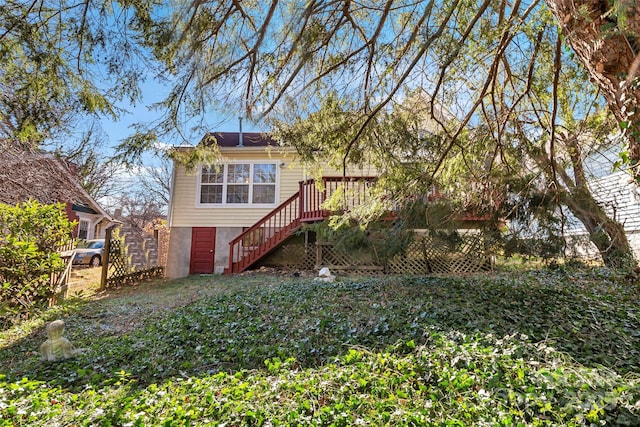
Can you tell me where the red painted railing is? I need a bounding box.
[226,192,302,273]
[226,176,499,274]
[300,177,377,222]
[226,176,376,273]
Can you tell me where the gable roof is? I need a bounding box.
[1,147,74,205]
[0,146,114,221]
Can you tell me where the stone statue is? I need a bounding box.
[40,319,85,362]
[314,267,336,283]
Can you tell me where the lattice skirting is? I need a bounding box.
[309,233,493,275]
[281,244,316,271]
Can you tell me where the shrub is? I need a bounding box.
[310,218,414,265]
[0,201,74,327]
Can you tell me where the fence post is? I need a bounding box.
[100,226,114,291]
[315,243,322,270]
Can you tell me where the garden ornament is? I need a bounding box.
[314,267,336,283]
[40,319,85,362]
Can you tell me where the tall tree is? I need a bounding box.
[56,127,126,202]
[0,0,141,147]
[138,157,173,207]
[134,1,636,267]
[534,130,634,267]
[128,0,547,161]
[267,7,637,267]
[0,0,159,149]
[471,9,636,267]
[545,0,640,178]
[139,1,637,176]
[115,189,165,231]
[0,0,164,205]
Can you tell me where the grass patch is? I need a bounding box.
[1,269,639,425]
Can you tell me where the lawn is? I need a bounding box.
[1,268,639,425]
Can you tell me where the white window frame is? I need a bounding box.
[196,162,279,208]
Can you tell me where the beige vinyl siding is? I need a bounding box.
[169,148,378,228]
[170,150,304,228]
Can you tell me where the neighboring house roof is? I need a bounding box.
[71,203,98,215]
[1,147,76,205]
[0,147,114,222]
[561,141,640,235]
[563,170,640,233]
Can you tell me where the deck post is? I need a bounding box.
[299,181,305,219]
[322,177,328,213]
[100,226,114,292]
[315,243,322,270]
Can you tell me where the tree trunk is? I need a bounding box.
[533,134,636,268]
[545,0,640,177]
[561,188,635,268]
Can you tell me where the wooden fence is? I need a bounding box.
[49,239,77,304]
[100,226,164,290]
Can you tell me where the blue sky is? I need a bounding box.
[94,78,265,206]
[98,79,264,154]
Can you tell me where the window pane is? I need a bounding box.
[202,166,223,184]
[227,164,250,184]
[252,184,275,204]
[200,185,222,203]
[227,184,249,203]
[253,164,276,184]
[78,220,89,240]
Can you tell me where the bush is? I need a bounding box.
[310,218,414,264]
[504,235,564,260]
[0,201,74,327]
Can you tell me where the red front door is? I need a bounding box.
[190,227,216,274]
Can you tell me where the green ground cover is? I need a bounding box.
[1,269,639,425]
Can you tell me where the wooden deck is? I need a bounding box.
[225,177,376,274]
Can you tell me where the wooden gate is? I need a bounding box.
[49,239,76,304]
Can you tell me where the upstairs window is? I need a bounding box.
[252,163,277,204]
[200,166,224,204]
[226,164,250,203]
[199,163,277,206]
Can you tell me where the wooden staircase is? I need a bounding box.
[225,192,302,273]
[226,177,376,274]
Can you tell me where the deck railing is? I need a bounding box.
[300,176,377,222]
[227,192,302,273]
[226,176,377,273]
